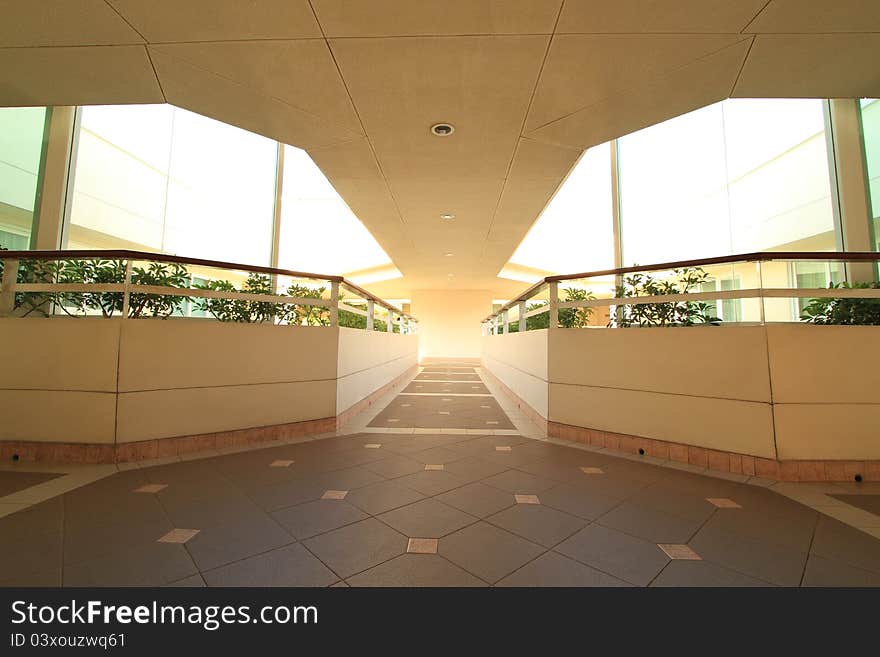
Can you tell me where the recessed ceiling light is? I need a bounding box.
[440,213,455,220]
[444,252,454,257]
[447,273,455,277]
[431,123,455,136]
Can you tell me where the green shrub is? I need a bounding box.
[609,266,721,328]
[800,282,880,325]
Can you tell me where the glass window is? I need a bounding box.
[508,141,615,273]
[860,98,880,250]
[277,145,394,276]
[0,107,48,250]
[67,105,278,266]
[618,99,837,266]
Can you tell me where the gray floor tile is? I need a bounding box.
[487,503,586,548]
[540,482,622,520]
[801,554,880,587]
[363,455,426,478]
[272,499,369,539]
[698,507,817,552]
[497,551,631,587]
[64,542,197,587]
[345,480,425,515]
[689,525,808,586]
[597,501,704,544]
[555,524,669,586]
[436,482,517,518]
[304,518,407,579]
[203,543,338,587]
[393,470,470,496]
[439,521,544,584]
[650,560,776,587]
[810,516,880,574]
[185,514,295,571]
[443,456,509,481]
[482,469,558,494]
[347,554,486,587]
[378,498,477,538]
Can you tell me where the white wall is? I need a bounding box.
[0,318,119,443]
[116,321,339,443]
[481,324,880,461]
[336,327,418,413]
[411,289,492,359]
[0,318,416,445]
[481,330,548,418]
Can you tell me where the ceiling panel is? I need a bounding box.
[307,139,383,180]
[0,1,143,47]
[387,178,505,226]
[150,49,361,150]
[744,0,880,33]
[526,34,745,131]
[151,41,362,134]
[558,0,769,33]
[108,0,321,42]
[0,45,162,106]
[506,138,582,180]
[312,0,562,37]
[328,36,549,180]
[734,35,880,98]
[526,39,752,150]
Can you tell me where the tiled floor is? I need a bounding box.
[0,471,63,496]
[2,358,880,587]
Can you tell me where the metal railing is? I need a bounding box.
[0,249,417,333]
[482,251,880,333]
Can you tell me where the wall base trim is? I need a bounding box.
[548,421,880,483]
[0,365,418,465]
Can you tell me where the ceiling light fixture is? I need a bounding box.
[431,123,455,137]
[440,213,455,220]
[444,253,454,257]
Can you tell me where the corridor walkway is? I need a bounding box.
[2,359,880,587]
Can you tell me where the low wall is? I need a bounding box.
[481,324,880,481]
[481,329,548,420]
[0,318,418,462]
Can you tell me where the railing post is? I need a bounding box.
[549,281,559,330]
[330,281,339,327]
[366,299,374,331]
[0,258,19,317]
[502,309,509,334]
[756,261,765,325]
[121,258,133,319]
[518,300,526,332]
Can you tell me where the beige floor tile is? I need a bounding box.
[658,544,701,560]
[515,494,541,505]
[407,538,439,554]
[134,484,168,493]
[322,490,349,500]
[706,497,741,508]
[158,528,200,544]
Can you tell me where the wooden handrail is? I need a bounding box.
[483,251,880,322]
[0,248,415,321]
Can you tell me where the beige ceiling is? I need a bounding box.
[1,1,879,295]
